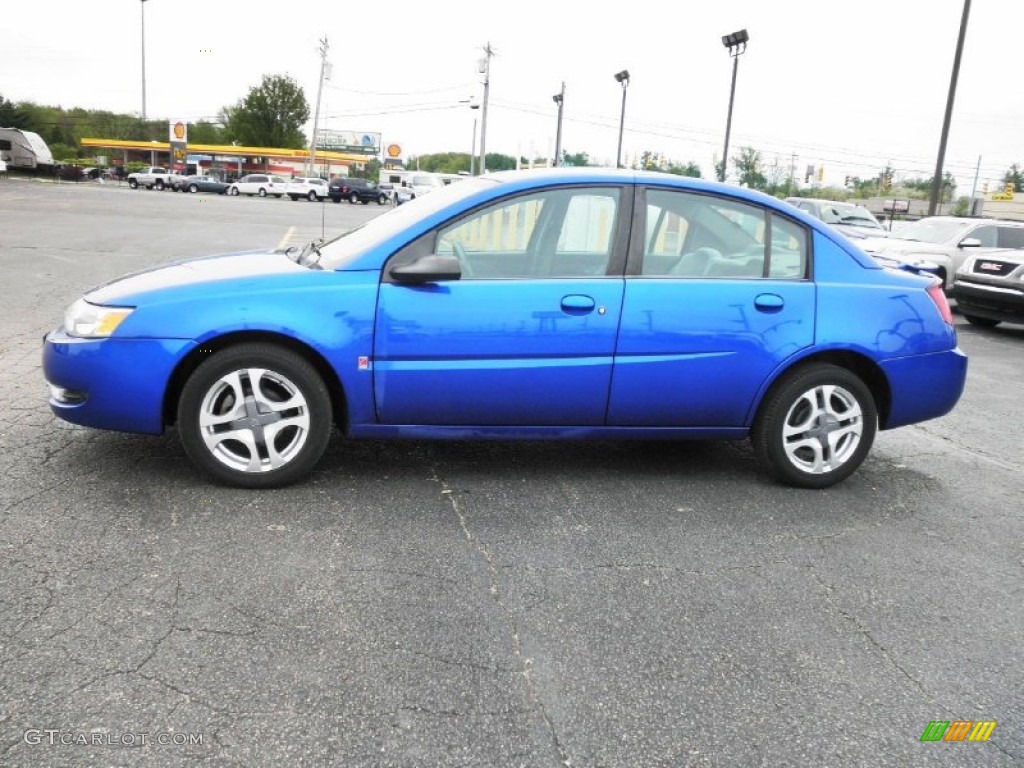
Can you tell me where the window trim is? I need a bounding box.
[627,185,813,281]
[382,183,634,282]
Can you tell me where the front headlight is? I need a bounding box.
[63,299,134,338]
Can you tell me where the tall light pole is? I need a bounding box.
[929,0,972,216]
[461,99,480,175]
[307,36,329,177]
[614,70,629,169]
[719,29,749,182]
[552,82,565,167]
[140,0,148,120]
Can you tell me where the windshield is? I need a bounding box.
[836,206,882,228]
[891,218,972,243]
[318,177,498,270]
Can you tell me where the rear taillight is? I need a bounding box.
[927,282,954,325]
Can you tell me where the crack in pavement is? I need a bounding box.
[433,469,572,768]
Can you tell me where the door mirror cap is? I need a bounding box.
[959,237,982,248]
[389,254,462,283]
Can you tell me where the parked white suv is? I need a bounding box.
[286,177,329,201]
[227,174,286,198]
[860,216,1024,290]
[394,173,447,205]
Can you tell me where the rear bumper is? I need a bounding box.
[880,347,968,429]
[43,330,194,434]
[955,280,1024,324]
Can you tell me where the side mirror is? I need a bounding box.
[389,254,462,283]
[959,237,982,248]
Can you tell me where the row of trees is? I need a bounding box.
[0,75,310,161]
[5,80,1024,192]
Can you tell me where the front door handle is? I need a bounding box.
[561,294,596,314]
[754,293,784,312]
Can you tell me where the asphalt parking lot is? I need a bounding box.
[1,179,1021,767]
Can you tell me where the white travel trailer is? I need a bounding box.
[0,128,55,169]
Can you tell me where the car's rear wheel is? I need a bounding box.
[188,183,198,193]
[378,193,388,205]
[128,179,138,189]
[177,343,333,488]
[349,192,359,204]
[308,190,317,201]
[155,180,165,190]
[258,188,267,197]
[752,364,877,488]
[963,314,999,328]
[228,187,239,196]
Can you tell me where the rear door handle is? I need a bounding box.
[561,294,596,314]
[754,293,785,312]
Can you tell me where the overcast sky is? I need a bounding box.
[2,0,1020,192]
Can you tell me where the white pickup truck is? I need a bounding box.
[127,166,179,190]
[393,173,447,205]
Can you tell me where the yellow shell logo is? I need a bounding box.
[386,144,402,158]
[173,122,186,140]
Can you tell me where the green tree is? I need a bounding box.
[1002,163,1024,192]
[665,161,701,178]
[732,146,767,190]
[222,75,309,148]
[561,150,591,167]
[0,94,31,128]
[189,120,227,144]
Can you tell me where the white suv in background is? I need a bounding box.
[394,173,447,205]
[860,216,1024,290]
[227,174,286,198]
[286,177,329,201]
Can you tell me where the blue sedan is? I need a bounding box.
[43,169,967,488]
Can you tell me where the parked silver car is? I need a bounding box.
[953,249,1024,327]
[860,216,1024,290]
[785,198,887,239]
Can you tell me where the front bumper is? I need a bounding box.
[43,330,195,434]
[955,279,1024,325]
[879,347,968,429]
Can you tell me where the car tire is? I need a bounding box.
[307,190,318,202]
[331,196,340,204]
[177,343,333,489]
[128,179,138,189]
[963,314,1000,328]
[258,188,267,197]
[752,363,877,489]
[155,180,165,191]
[378,194,388,205]
[188,183,198,193]
[349,192,359,204]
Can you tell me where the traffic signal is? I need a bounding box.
[982,182,989,195]
[817,166,825,182]
[844,175,851,187]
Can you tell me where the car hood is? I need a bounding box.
[85,250,310,305]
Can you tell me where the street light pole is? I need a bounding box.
[552,82,565,167]
[929,0,972,216]
[140,0,148,121]
[614,70,629,169]
[478,42,494,175]
[719,29,749,183]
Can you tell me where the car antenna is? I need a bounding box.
[321,191,326,242]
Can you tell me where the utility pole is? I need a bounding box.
[553,81,565,167]
[788,152,796,197]
[969,154,981,199]
[478,42,494,175]
[929,0,971,215]
[307,36,329,177]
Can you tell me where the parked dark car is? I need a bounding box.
[172,175,230,194]
[328,177,389,205]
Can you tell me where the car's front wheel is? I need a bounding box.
[963,314,999,328]
[378,194,388,205]
[177,343,333,488]
[258,188,267,197]
[188,183,198,193]
[752,364,877,488]
[155,180,165,190]
[128,178,138,189]
[228,187,239,196]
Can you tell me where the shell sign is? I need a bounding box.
[386,143,402,159]
[169,120,188,143]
